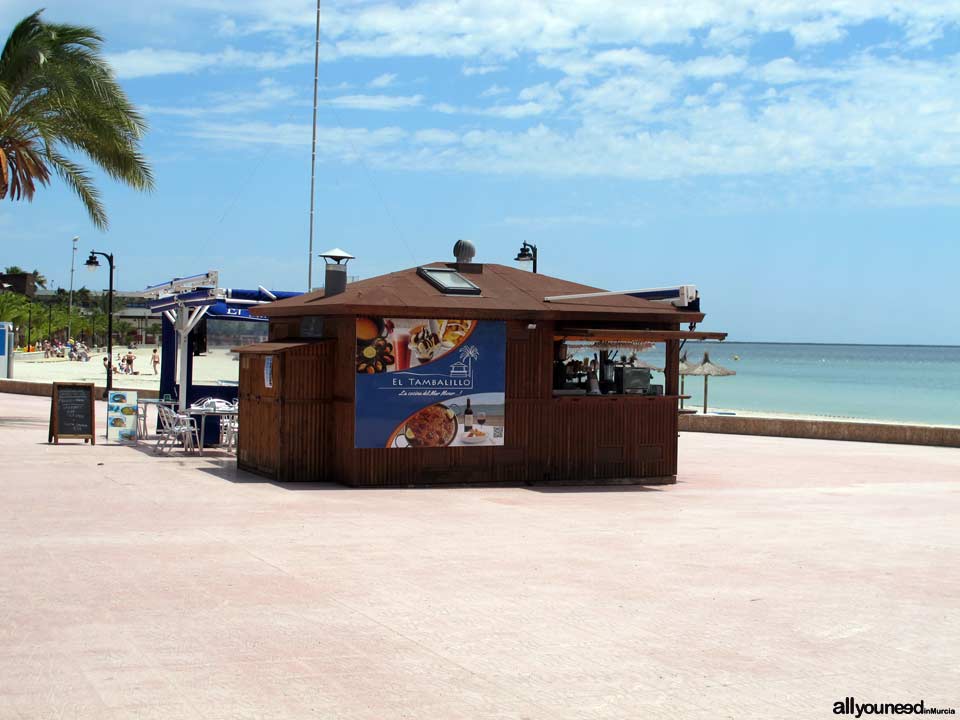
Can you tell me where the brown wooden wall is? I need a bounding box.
[237,353,279,476]
[331,319,677,486]
[542,396,678,481]
[240,316,680,486]
[238,340,334,482]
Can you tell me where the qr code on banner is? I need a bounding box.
[493,426,504,439]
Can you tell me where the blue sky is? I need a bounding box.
[1,1,959,344]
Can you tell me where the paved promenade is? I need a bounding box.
[1,392,957,719]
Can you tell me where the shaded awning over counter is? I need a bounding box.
[555,328,728,342]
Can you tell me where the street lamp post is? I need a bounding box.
[514,241,538,273]
[68,235,78,341]
[85,250,115,396]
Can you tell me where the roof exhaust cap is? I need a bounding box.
[451,238,482,273]
[453,239,475,263]
[318,247,354,298]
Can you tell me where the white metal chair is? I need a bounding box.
[215,399,240,452]
[220,415,239,453]
[137,402,149,440]
[155,405,199,454]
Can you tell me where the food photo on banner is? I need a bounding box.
[355,318,506,448]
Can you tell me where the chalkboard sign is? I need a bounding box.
[48,383,96,444]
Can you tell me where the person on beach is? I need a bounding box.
[151,349,160,375]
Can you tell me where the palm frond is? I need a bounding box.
[0,10,153,228]
[48,150,106,229]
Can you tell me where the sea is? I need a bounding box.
[659,342,960,427]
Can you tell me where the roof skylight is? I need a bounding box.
[416,267,481,295]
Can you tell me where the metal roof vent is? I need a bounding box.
[318,247,354,298]
[453,239,476,263]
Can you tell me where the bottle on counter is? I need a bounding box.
[463,398,474,431]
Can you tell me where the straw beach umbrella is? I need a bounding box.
[631,357,664,372]
[687,352,735,414]
[678,352,699,409]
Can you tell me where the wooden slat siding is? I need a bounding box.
[252,314,680,487]
[277,341,334,482]
[506,320,553,400]
[328,316,358,485]
[237,340,335,481]
[238,353,281,477]
[342,399,678,486]
[544,396,678,481]
[498,399,541,484]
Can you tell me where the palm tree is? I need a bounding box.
[0,11,153,229]
[30,268,46,288]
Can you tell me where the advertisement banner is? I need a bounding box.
[106,390,139,442]
[355,318,506,448]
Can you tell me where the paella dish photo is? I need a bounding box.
[391,403,458,448]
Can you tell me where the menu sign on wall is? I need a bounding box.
[354,318,506,449]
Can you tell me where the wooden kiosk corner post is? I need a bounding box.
[48,382,96,445]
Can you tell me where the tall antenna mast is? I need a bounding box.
[307,0,321,291]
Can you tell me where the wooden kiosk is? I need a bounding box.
[235,250,724,486]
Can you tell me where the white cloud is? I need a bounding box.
[315,2,960,60]
[683,55,748,78]
[479,84,510,98]
[755,57,841,85]
[462,64,505,76]
[107,46,308,79]
[413,129,459,145]
[216,16,239,37]
[106,0,960,206]
[187,51,960,191]
[369,73,397,88]
[480,102,549,119]
[327,94,423,111]
[428,82,564,119]
[143,78,299,117]
[189,122,407,156]
[790,18,847,47]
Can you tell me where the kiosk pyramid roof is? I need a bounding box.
[254,262,704,324]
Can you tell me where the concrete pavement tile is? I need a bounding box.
[99,704,198,720]
[1,393,959,719]
[80,666,178,709]
[0,685,109,720]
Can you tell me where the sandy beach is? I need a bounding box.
[11,347,241,390]
[696,405,960,429]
